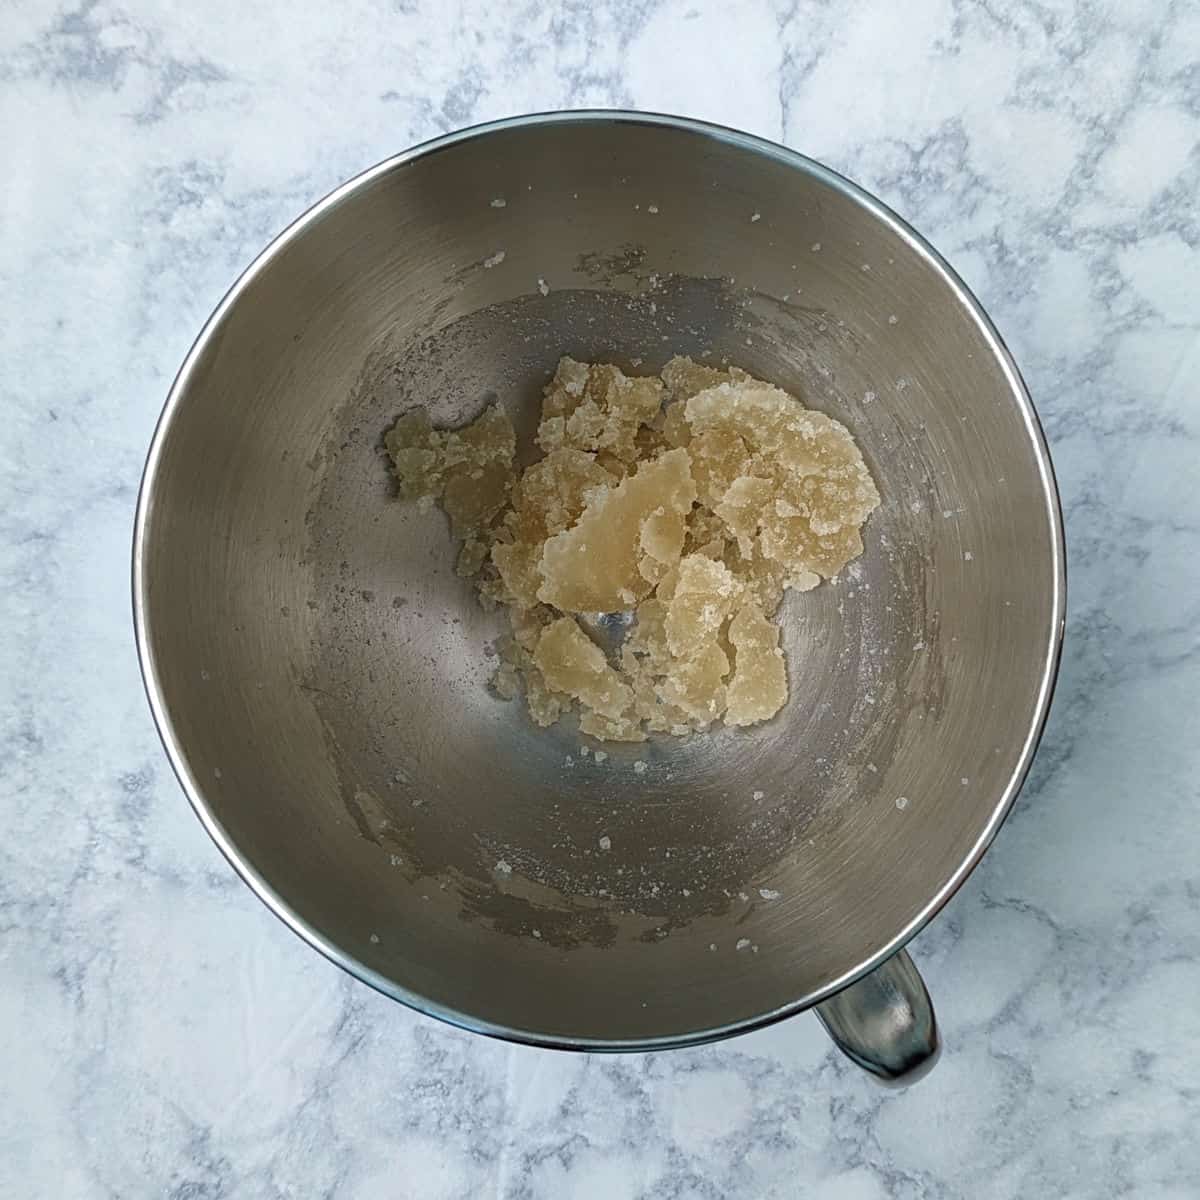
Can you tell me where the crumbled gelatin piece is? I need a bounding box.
[660,400,693,449]
[385,355,878,740]
[689,426,753,510]
[534,617,633,720]
[386,402,517,596]
[384,409,440,500]
[385,403,515,540]
[490,626,570,726]
[579,707,649,742]
[729,543,792,615]
[525,665,570,726]
[714,475,775,557]
[724,602,788,726]
[457,537,490,578]
[640,505,686,566]
[685,381,880,581]
[661,355,748,404]
[537,448,696,613]
[489,659,522,701]
[537,358,663,464]
[664,554,744,659]
[492,448,616,606]
[659,642,731,726]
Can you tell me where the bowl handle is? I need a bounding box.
[814,947,940,1086]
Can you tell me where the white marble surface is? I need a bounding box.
[3,1,1199,1195]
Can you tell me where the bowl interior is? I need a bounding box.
[137,115,1061,1045]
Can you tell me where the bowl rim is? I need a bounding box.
[132,108,1067,1052]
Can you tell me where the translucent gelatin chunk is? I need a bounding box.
[492,448,616,606]
[724,602,788,726]
[537,448,696,613]
[685,381,879,581]
[661,355,747,404]
[658,643,730,725]
[664,554,744,659]
[385,401,516,561]
[537,358,663,464]
[533,617,633,720]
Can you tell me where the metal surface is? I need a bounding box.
[133,111,1065,1058]
[816,948,940,1086]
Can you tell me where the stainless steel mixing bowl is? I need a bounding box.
[134,112,1064,1083]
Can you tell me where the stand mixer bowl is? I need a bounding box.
[134,112,1064,1078]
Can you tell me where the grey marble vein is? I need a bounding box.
[2,0,1199,1196]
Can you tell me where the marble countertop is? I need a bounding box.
[4,1,1199,1196]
